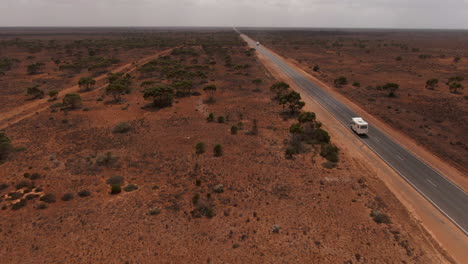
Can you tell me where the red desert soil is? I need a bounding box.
[0,29,453,263]
[244,29,468,176]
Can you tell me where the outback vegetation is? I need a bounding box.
[245,29,468,172]
[0,28,450,263]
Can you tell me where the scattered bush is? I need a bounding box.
[382,83,399,97]
[11,199,27,210]
[112,122,131,134]
[334,77,348,88]
[195,142,206,155]
[352,82,361,87]
[217,116,225,123]
[313,65,320,72]
[213,144,223,157]
[279,91,305,114]
[77,190,91,197]
[61,193,74,201]
[206,113,214,122]
[27,62,45,74]
[425,78,438,90]
[370,210,391,224]
[124,184,138,192]
[40,194,56,203]
[320,143,339,162]
[26,85,44,99]
[230,125,238,135]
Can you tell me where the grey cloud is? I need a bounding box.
[0,0,467,29]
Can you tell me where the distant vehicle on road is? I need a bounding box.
[256,41,260,46]
[350,117,368,135]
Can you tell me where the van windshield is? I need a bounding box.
[360,125,368,129]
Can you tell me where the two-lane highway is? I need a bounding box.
[242,34,468,235]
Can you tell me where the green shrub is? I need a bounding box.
[213,144,223,157]
[195,142,206,155]
[11,199,27,210]
[334,77,348,88]
[206,113,214,122]
[217,116,225,123]
[370,210,391,224]
[40,194,56,203]
[320,143,339,162]
[112,122,131,134]
[61,193,74,201]
[230,126,238,135]
[110,184,121,195]
[352,82,361,87]
[26,85,44,99]
[77,190,91,197]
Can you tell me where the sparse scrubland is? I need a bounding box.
[0,28,451,263]
[245,29,468,173]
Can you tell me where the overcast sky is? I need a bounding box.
[1,0,468,29]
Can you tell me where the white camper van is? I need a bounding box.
[350,117,369,135]
[256,41,260,46]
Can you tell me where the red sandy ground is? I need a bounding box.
[245,29,468,175]
[0,30,452,263]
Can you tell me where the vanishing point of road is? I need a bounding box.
[240,33,468,235]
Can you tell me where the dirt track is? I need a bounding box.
[0,47,175,131]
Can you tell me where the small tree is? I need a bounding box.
[279,91,305,114]
[62,93,82,109]
[48,90,58,100]
[26,85,44,99]
[206,113,214,122]
[425,78,438,90]
[195,142,206,155]
[106,82,129,102]
[213,144,223,157]
[203,84,217,102]
[313,65,320,72]
[270,82,290,99]
[382,82,399,97]
[453,56,461,63]
[78,77,96,92]
[447,76,464,94]
[334,77,348,88]
[173,80,193,96]
[0,132,13,161]
[143,85,174,108]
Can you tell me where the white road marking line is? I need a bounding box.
[395,155,404,160]
[427,179,437,187]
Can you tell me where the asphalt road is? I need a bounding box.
[242,34,468,235]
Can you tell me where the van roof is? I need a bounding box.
[352,117,368,125]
